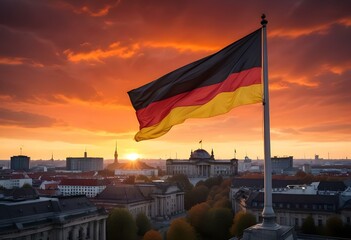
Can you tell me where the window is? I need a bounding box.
[318,219,323,226]
[295,218,299,226]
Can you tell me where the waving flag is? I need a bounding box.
[128,29,262,141]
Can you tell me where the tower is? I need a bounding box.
[114,142,118,164]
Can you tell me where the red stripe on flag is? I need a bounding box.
[136,67,261,129]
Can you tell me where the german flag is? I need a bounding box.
[128,29,262,141]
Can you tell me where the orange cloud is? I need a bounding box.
[64,1,121,17]
[76,5,111,17]
[64,42,140,62]
[64,40,220,63]
[0,57,25,65]
[144,41,219,53]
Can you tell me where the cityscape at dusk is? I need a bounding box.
[1,0,350,161]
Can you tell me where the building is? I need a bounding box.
[10,155,30,171]
[230,177,304,212]
[166,148,238,177]
[58,178,109,198]
[0,188,107,240]
[231,180,351,228]
[107,144,158,176]
[93,182,184,220]
[238,156,252,172]
[66,151,103,172]
[271,156,293,174]
[0,173,32,189]
[113,161,158,176]
[245,191,340,227]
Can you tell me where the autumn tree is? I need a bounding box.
[136,213,152,237]
[205,207,233,240]
[185,185,209,209]
[143,230,162,240]
[213,196,231,209]
[196,176,223,189]
[187,202,211,236]
[167,218,197,240]
[230,211,256,238]
[107,208,137,240]
[167,174,193,192]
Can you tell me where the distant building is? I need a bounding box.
[0,173,32,189]
[107,146,158,176]
[302,163,311,173]
[238,156,252,172]
[10,155,30,171]
[66,151,103,172]
[271,156,293,174]
[0,188,107,240]
[58,178,109,198]
[113,161,158,176]
[166,148,238,177]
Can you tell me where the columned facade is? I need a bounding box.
[166,148,238,177]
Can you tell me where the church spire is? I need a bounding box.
[114,141,118,164]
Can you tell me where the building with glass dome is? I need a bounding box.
[166,148,238,177]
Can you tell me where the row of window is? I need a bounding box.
[252,201,335,211]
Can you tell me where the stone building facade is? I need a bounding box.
[0,190,107,240]
[58,178,109,198]
[66,151,103,172]
[93,182,184,220]
[166,148,238,177]
[231,179,351,228]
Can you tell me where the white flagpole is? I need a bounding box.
[261,14,276,227]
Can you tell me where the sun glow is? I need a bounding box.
[126,153,139,161]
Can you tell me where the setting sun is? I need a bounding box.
[125,153,140,161]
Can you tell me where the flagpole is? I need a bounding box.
[261,14,276,227]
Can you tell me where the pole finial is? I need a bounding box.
[261,14,268,26]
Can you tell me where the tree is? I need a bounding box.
[107,208,137,240]
[167,174,193,192]
[230,211,256,238]
[213,196,231,209]
[185,185,209,209]
[136,213,152,236]
[124,175,135,184]
[301,215,316,234]
[326,215,343,237]
[136,175,151,183]
[143,229,162,240]
[22,183,32,188]
[205,207,233,240]
[167,218,197,240]
[202,176,223,189]
[187,202,211,236]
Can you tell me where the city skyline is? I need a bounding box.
[0,0,350,160]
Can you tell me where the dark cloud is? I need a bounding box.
[0,26,61,66]
[0,108,61,127]
[0,65,102,103]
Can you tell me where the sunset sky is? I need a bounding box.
[0,0,350,161]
